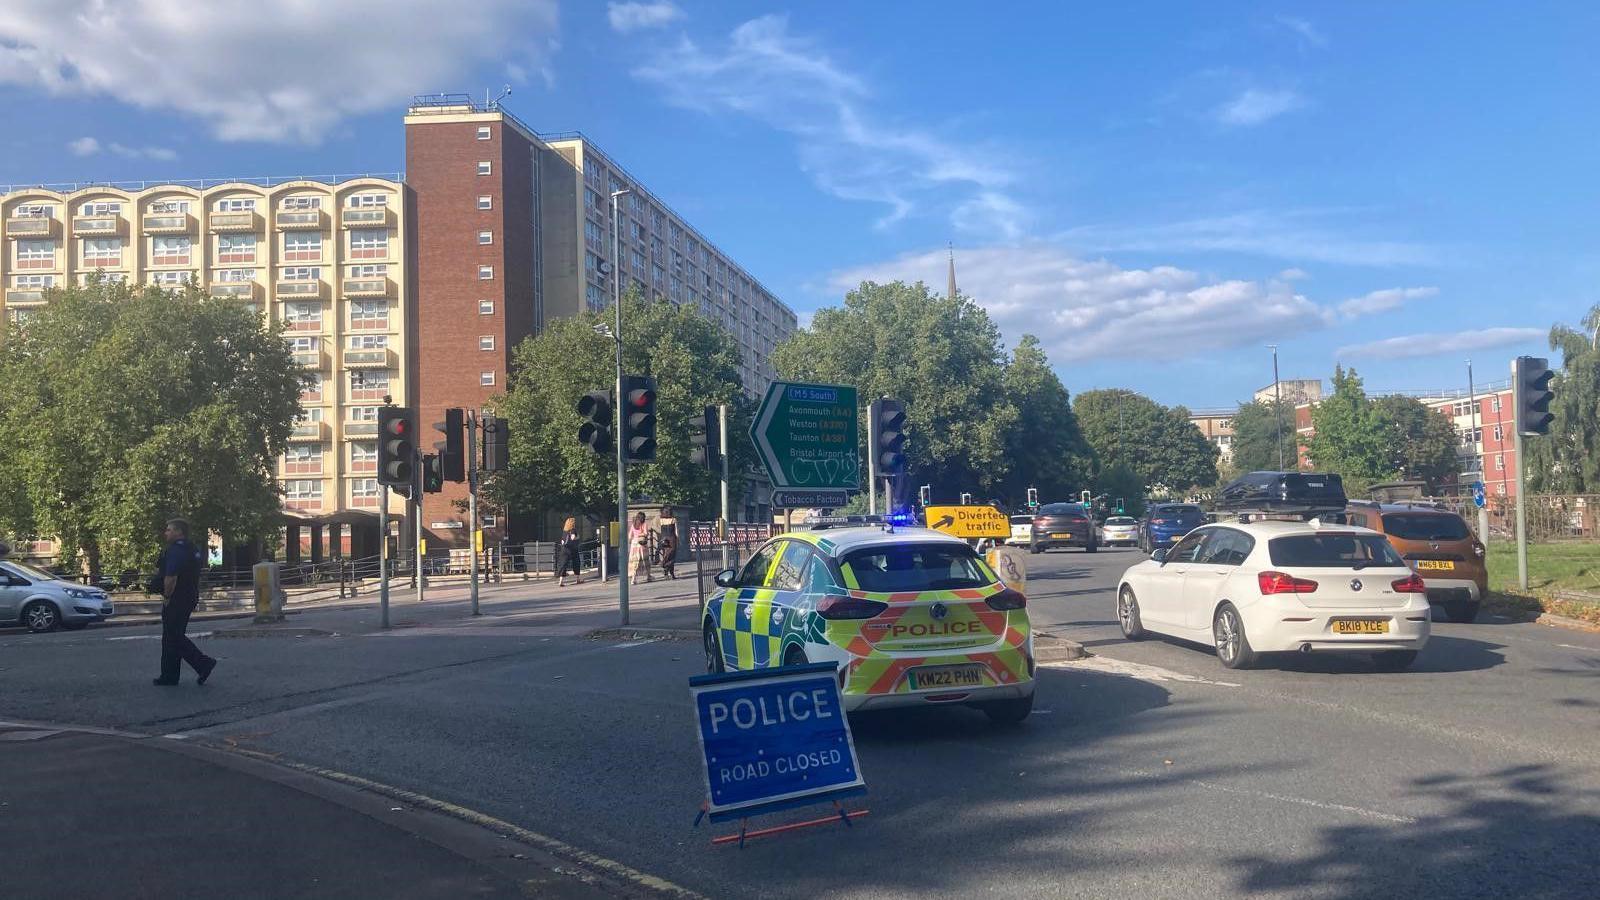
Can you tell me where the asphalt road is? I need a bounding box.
[4,547,1598,898]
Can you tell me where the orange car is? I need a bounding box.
[1345,501,1487,623]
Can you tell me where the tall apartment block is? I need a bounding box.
[0,178,412,561]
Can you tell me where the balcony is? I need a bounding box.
[275,280,326,300]
[340,207,391,228]
[4,216,56,237]
[142,213,195,234]
[292,350,330,371]
[275,209,325,231]
[343,421,380,438]
[288,421,328,442]
[342,348,394,369]
[3,289,49,307]
[341,277,393,298]
[209,211,261,232]
[209,281,260,301]
[71,215,124,236]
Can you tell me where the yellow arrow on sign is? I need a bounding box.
[924,504,1010,539]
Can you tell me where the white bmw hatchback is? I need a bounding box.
[1115,519,1431,670]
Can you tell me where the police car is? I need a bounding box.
[704,517,1036,723]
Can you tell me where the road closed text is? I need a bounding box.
[719,748,845,785]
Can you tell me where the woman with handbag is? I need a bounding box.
[629,512,652,585]
[555,517,583,586]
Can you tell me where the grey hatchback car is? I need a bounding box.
[0,560,116,633]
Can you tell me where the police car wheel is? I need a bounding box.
[982,693,1033,725]
[703,622,725,674]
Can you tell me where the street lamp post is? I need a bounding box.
[610,188,631,625]
[1270,345,1284,470]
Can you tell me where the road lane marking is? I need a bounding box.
[1188,778,1417,824]
[1044,655,1241,687]
[107,632,213,641]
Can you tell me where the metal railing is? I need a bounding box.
[1435,493,1600,542]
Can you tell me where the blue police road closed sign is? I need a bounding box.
[690,662,866,823]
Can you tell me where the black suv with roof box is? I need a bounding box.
[1216,471,1348,514]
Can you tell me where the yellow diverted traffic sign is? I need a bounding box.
[924,504,1009,539]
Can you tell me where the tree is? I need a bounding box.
[1528,304,1600,492]
[997,335,1095,504]
[1096,460,1146,517]
[772,280,1018,499]
[1229,400,1298,473]
[1307,366,1392,495]
[489,288,750,523]
[1073,389,1219,493]
[0,281,303,573]
[1372,395,1461,490]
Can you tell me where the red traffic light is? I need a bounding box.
[627,388,655,409]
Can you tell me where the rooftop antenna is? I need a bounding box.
[489,84,512,109]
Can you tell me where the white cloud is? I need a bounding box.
[0,1,560,143]
[631,15,1022,234]
[67,136,100,156]
[1337,286,1438,318]
[1214,88,1303,126]
[68,135,178,161]
[1275,16,1328,48]
[1278,267,1310,281]
[1337,327,1546,360]
[828,244,1334,364]
[1063,210,1439,268]
[608,2,684,33]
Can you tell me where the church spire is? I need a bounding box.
[947,242,958,299]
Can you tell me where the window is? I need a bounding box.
[215,268,254,283]
[349,228,388,259]
[349,299,387,329]
[1268,534,1406,568]
[215,198,256,212]
[585,283,604,310]
[152,236,190,265]
[283,479,323,507]
[1495,483,1506,496]
[16,240,54,269]
[737,543,782,587]
[479,335,495,351]
[480,370,495,386]
[476,126,492,140]
[348,334,387,351]
[1198,529,1255,566]
[82,237,122,264]
[1493,425,1504,442]
[149,199,190,214]
[13,204,52,218]
[300,372,323,401]
[350,442,378,473]
[478,230,493,245]
[1495,454,1505,471]
[478,299,495,315]
[13,274,55,289]
[151,271,190,286]
[584,220,603,249]
[349,405,379,423]
[280,266,321,281]
[280,196,321,209]
[840,543,991,593]
[1492,396,1502,412]
[348,264,388,279]
[478,265,494,280]
[477,195,492,210]
[584,251,599,275]
[217,233,256,264]
[770,543,814,592]
[289,336,320,353]
[349,369,390,400]
[1460,428,1483,446]
[79,201,121,216]
[584,188,600,214]
[347,194,388,208]
[477,161,492,175]
[351,478,380,509]
[631,250,645,277]
[283,233,320,262]
[1167,530,1212,564]
[284,302,322,330]
[284,443,322,474]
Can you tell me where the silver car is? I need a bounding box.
[0,561,115,633]
[1099,516,1140,547]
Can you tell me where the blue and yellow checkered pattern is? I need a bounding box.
[718,589,789,670]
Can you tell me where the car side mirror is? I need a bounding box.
[1151,549,1170,564]
[713,568,738,589]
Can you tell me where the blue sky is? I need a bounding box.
[4,2,1596,408]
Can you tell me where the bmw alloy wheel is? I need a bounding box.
[1214,607,1240,664]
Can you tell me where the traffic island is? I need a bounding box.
[1033,632,1090,663]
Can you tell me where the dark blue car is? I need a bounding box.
[1137,504,1206,553]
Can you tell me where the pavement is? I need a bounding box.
[4,546,1599,898]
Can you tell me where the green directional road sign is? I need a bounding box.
[750,382,860,490]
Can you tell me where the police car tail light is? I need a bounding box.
[984,588,1027,610]
[1391,574,1426,593]
[816,594,888,620]
[1257,571,1318,595]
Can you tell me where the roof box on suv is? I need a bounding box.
[1216,471,1348,514]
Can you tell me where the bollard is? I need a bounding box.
[252,561,286,623]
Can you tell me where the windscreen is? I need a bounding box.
[1106,517,1136,525]
[1269,533,1407,569]
[841,544,993,593]
[1153,506,1203,522]
[3,562,58,581]
[1039,503,1086,517]
[1380,513,1470,541]
[1010,516,1035,525]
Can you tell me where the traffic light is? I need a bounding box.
[621,374,657,463]
[689,405,721,472]
[432,408,465,483]
[1027,487,1039,509]
[1080,490,1092,507]
[919,484,931,507]
[482,416,509,473]
[1115,497,1125,514]
[870,398,907,476]
[422,453,443,493]
[576,391,613,455]
[1514,356,1555,436]
[960,492,973,505]
[377,406,416,488]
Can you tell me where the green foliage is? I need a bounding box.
[1528,304,1600,492]
[1307,367,1393,489]
[0,281,303,571]
[489,288,750,522]
[1095,460,1146,517]
[1229,400,1297,473]
[998,335,1094,503]
[1372,394,1461,490]
[772,280,1021,498]
[1073,389,1219,493]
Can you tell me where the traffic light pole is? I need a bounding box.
[866,401,878,516]
[1515,423,1528,591]
[719,403,730,572]
[468,409,480,616]
[379,485,390,629]
[413,486,424,606]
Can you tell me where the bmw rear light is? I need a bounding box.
[816,595,889,620]
[1258,571,1319,595]
[984,588,1027,610]
[1391,574,1427,593]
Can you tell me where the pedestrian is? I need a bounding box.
[657,507,679,580]
[556,517,584,586]
[152,518,217,687]
[630,511,653,585]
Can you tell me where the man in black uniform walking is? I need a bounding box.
[153,518,217,686]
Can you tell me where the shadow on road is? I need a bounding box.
[1232,764,1600,898]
